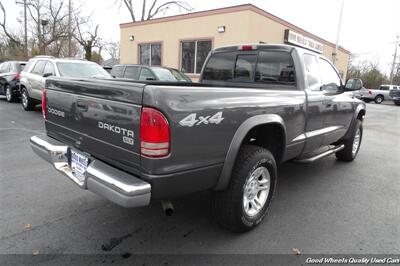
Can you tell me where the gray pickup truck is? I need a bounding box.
[30,44,366,232]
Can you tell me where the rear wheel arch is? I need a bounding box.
[215,114,286,191]
[2,82,9,94]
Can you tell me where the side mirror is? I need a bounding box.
[323,83,341,94]
[43,73,53,78]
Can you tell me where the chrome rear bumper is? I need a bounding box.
[30,135,151,208]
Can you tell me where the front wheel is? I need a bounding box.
[374,95,384,104]
[21,88,35,111]
[212,145,277,232]
[5,85,17,102]
[336,120,363,162]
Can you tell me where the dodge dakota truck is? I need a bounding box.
[30,44,366,232]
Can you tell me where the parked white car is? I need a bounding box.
[20,56,112,111]
[360,84,399,104]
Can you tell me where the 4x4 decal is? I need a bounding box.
[179,112,224,127]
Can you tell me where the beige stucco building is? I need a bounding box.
[120,4,350,81]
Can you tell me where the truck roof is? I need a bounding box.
[212,43,322,56]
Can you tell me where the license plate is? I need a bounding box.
[70,149,89,182]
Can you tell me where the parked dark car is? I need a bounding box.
[111,64,192,82]
[0,61,26,102]
[389,86,400,105]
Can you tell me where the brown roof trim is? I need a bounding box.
[119,4,350,54]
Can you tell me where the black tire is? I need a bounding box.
[363,99,371,103]
[374,95,384,104]
[5,85,17,102]
[394,101,400,106]
[335,119,363,162]
[21,87,35,111]
[212,145,277,232]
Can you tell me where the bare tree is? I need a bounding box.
[21,0,84,57]
[347,58,389,89]
[105,41,119,61]
[115,0,193,22]
[0,2,25,59]
[74,15,101,61]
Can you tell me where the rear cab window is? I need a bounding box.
[201,48,296,88]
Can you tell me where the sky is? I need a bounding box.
[3,0,400,75]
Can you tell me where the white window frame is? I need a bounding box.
[139,43,162,66]
[180,39,212,74]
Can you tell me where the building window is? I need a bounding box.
[181,40,212,74]
[139,43,161,66]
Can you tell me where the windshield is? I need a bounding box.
[56,62,112,78]
[152,67,192,82]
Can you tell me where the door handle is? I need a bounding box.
[76,100,88,111]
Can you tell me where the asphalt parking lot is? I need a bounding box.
[0,98,399,263]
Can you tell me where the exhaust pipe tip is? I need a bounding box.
[161,200,174,216]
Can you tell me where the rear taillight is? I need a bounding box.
[42,89,47,119]
[15,72,20,80]
[140,107,170,158]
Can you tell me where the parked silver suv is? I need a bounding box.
[20,56,112,110]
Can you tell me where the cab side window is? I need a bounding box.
[139,68,156,81]
[303,54,321,90]
[0,63,8,73]
[355,79,362,90]
[318,58,342,93]
[124,66,140,79]
[31,60,47,75]
[43,62,55,76]
[110,66,124,78]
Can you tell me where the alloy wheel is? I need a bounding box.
[243,166,271,217]
[5,86,11,101]
[352,128,361,156]
[22,90,28,108]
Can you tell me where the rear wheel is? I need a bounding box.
[212,145,277,232]
[5,85,17,102]
[21,88,35,111]
[374,95,384,104]
[336,119,363,162]
[394,101,400,106]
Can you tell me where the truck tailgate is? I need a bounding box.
[45,78,144,172]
